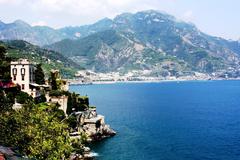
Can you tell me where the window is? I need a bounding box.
[12,68,17,75]
[13,76,16,81]
[21,68,25,75]
[22,75,25,81]
[21,84,25,90]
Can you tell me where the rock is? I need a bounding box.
[75,109,116,142]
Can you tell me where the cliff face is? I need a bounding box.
[72,108,116,142]
[69,108,116,159]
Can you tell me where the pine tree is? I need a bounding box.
[0,45,11,80]
[35,64,45,84]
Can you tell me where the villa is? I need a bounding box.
[10,59,42,98]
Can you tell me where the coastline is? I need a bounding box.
[69,78,240,85]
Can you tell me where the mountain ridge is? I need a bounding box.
[1,10,240,76]
[46,10,240,75]
[0,10,239,45]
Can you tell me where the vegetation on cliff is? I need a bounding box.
[0,40,83,78]
[0,45,87,159]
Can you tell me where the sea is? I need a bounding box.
[70,80,240,160]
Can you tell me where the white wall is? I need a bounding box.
[11,59,34,95]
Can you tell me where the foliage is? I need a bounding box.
[34,94,47,104]
[50,71,58,90]
[71,138,86,154]
[0,44,88,159]
[67,91,74,115]
[0,45,7,59]
[49,90,65,97]
[66,92,89,115]
[16,91,33,104]
[35,64,45,85]
[0,45,11,80]
[0,103,73,160]
[0,40,83,78]
[0,90,13,112]
[49,70,66,90]
[66,115,78,130]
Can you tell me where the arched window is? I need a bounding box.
[21,68,25,75]
[12,68,17,75]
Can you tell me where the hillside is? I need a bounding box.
[46,10,240,75]
[1,10,240,76]
[47,29,189,76]
[0,40,83,78]
[0,20,68,46]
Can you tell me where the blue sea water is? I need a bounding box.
[70,81,240,160]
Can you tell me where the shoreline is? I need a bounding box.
[69,78,240,85]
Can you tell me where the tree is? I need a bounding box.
[0,45,11,80]
[67,93,73,115]
[35,64,45,85]
[0,103,73,159]
[16,91,33,104]
[0,45,7,59]
[50,71,58,90]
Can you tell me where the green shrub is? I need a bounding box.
[16,91,33,104]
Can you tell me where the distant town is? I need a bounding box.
[70,68,240,85]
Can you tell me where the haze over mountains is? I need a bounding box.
[1,10,240,76]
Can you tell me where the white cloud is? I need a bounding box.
[0,0,23,5]
[0,0,178,28]
[182,10,194,22]
[31,20,47,26]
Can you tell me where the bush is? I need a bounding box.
[34,95,46,104]
[66,115,78,130]
[49,90,66,97]
[16,91,33,104]
[0,103,73,159]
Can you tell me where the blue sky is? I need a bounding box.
[0,0,239,40]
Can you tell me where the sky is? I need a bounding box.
[0,0,239,40]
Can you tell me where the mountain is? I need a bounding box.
[47,29,188,75]
[46,10,240,75]
[0,18,114,46]
[0,20,68,46]
[59,18,114,39]
[1,10,240,76]
[0,40,83,78]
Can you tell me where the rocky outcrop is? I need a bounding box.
[75,108,116,142]
[69,108,116,159]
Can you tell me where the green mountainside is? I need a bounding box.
[46,11,240,75]
[1,10,240,76]
[0,40,83,78]
[47,29,189,76]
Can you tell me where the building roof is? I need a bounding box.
[11,59,33,65]
[0,80,17,88]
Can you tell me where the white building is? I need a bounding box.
[46,94,68,115]
[10,59,39,97]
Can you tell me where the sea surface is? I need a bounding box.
[70,80,240,160]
